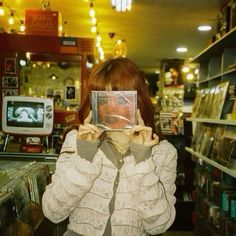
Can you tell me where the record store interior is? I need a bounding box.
[0,0,236,235]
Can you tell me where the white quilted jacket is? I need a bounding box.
[42,130,177,236]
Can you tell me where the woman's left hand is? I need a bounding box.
[125,110,159,147]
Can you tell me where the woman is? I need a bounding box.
[42,57,177,236]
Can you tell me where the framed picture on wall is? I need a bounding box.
[65,86,76,100]
[4,58,17,74]
[2,89,18,97]
[2,76,18,88]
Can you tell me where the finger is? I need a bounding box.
[84,110,92,125]
[137,109,145,126]
[145,134,159,146]
[129,125,143,136]
[153,133,159,144]
[132,125,152,133]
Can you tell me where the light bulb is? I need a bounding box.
[8,12,14,25]
[91,25,97,33]
[89,3,95,17]
[20,21,25,32]
[0,2,5,16]
[91,17,97,25]
[96,34,102,42]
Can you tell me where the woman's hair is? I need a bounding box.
[78,57,159,134]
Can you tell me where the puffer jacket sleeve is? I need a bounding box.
[136,140,177,235]
[42,130,102,223]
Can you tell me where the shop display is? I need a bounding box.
[187,20,236,235]
[0,161,49,235]
[191,82,229,119]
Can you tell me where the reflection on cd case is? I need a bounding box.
[91,91,137,130]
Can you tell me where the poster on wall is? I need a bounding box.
[4,58,17,74]
[2,76,18,88]
[65,86,76,100]
[2,89,18,97]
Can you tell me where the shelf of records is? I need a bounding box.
[194,162,236,236]
[190,81,236,121]
[0,160,50,236]
[185,123,236,178]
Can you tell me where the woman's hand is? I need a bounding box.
[77,111,103,142]
[126,110,159,147]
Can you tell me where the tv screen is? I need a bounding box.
[2,96,54,136]
[7,101,44,128]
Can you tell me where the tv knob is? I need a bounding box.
[46,105,52,112]
[46,112,52,119]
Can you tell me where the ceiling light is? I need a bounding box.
[176,47,188,53]
[186,73,194,81]
[50,73,58,80]
[111,0,132,12]
[114,39,127,57]
[0,2,5,16]
[198,25,212,31]
[19,59,27,66]
[182,66,190,73]
[194,68,199,75]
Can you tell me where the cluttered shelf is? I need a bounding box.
[185,147,236,178]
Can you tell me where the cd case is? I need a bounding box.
[91,91,137,130]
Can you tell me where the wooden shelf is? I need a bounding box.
[199,68,236,84]
[191,27,236,63]
[187,117,236,126]
[185,147,236,178]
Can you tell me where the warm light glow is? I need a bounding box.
[89,3,96,17]
[96,40,101,47]
[8,12,14,25]
[114,39,127,57]
[59,24,63,32]
[182,66,190,73]
[20,20,25,32]
[19,59,26,66]
[91,17,97,25]
[116,39,122,45]
[186,73,194,81]
[176,47,188,53]
[26,52,31,60]
[51,74,57,80]
[96,34,102,42]
[0,2,5,16]
[194,68,199,75]
[91,25,97,33]
[198,25,212,31]
[111,0,132,12]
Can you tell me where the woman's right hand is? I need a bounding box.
[77,111,103,142]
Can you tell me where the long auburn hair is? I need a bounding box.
[79,57,158,134]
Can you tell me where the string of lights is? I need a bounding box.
[87,0,104,61]
[0,0,25,33]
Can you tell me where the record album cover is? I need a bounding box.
[91,91,137,130]
[210,81,229,119]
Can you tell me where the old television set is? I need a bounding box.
[2,96,54,136]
